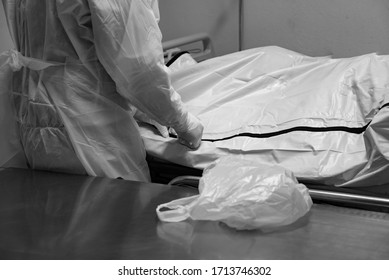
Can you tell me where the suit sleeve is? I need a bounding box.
[87,0,193,132]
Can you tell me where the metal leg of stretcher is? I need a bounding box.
[168,176,389,213]
[308,189,389,212]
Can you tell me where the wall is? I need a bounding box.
[0,1,239,55]
[158,0,239,56]
[243,0,389,57]
[0,5,14,52]
[3,1,388,58]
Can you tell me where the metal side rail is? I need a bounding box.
[162,33,214,62]
[168,176,389,213]
[307,185,389,213]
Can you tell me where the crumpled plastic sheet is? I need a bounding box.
[157,156,313,230]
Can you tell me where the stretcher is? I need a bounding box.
[143,34,389,212]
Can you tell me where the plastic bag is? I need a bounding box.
[156,156,313,230]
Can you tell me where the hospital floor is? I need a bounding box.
[0,167,389,260]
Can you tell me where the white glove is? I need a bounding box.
[174,113,204,150]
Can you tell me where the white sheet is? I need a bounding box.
[140,46,389,187]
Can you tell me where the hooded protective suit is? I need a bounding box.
[0,0,202,181]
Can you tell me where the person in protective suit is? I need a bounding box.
[0,0,203,182]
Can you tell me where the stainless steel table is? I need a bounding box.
[1,168,389,260]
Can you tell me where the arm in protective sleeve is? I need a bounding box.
[88,0,203,148]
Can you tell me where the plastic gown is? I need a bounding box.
[0,0,197,181]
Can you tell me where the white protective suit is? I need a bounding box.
[0,0,201,181]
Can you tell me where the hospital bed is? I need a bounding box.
[143,34,389,212]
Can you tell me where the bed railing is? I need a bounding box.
[162,33,214,62]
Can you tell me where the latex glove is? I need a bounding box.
[174,113,204,150]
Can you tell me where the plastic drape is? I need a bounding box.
[142,46,389,187]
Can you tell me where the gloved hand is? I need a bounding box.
[174,113,204,150]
